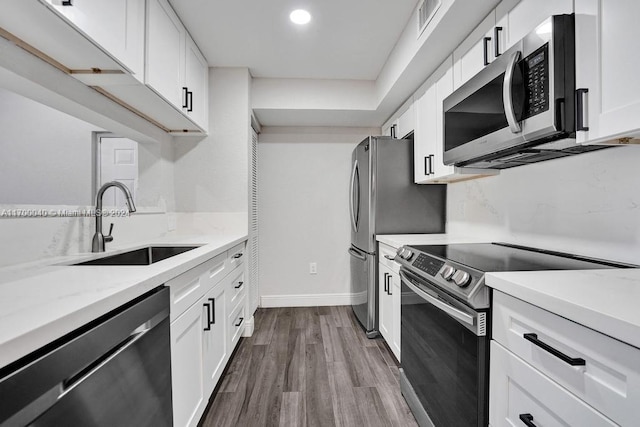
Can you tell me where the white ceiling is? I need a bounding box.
[169,0,419,80]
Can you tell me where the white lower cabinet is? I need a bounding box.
[170,296,208,427]
[169,242,248,427]
[490,341,616,427]
[378,243,401,361]
[491,291,640,427]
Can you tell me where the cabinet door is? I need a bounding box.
[432,62,455,179]
[203,283,227,395]
[146,0,185,109]
[170,301,207,427]
[395,101,415,139]
[184,34,209,130]
[378,263,392,342]
[490,341,616,427]
[453,11,496,89]
[390,271,401,361]
[414,84,437,183]
[499,0,573,53]
[45,0,145,78]
[575,0,640,144]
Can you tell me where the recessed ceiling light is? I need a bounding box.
[290,9,311,25]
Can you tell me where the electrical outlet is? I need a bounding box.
[309,262,317,275]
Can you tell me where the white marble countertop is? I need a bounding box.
[376,233,489,249]
[486,269,640,349]
[0,231,247,369]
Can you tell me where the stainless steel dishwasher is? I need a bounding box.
[0,286,172,427]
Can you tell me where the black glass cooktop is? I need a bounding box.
[408,243,634,273]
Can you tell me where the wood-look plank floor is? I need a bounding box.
[201,306,418,427]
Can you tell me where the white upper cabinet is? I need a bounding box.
[146,0,209,131]
[146,0,185,110]
[453,11,497,89]
[574,0,640,145]
[395,100,415,139]
[44,0,145,80]
[415,56,498,184]
[184,34,209,130]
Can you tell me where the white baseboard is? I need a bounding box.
[260,293,353,308]
[242,315,255,337]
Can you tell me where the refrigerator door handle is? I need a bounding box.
[349,161,360,232]
[348,247,367,261]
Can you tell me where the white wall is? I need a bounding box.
[0,87,95,205]
[174,67,250,214]
[258,127,378,306]
[447,146,640,265]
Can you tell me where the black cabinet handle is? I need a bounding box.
[383,273,389,293]
[62,0,73,5]
[576,88,589,131]
[390,124,397,138]
[386,274,392,296]
[235,281,244,289]
[428,154,434,175]
[494,26,503,57]
[483,37,492,66]
[519,413,537,427]
[233,253,243,259]
[424,156,430,176]
[208,298,216,325]
[182,87,189,108]
[235,317,244,327]
[523,333,585,366]
[187,90,193,112]
[203,302,212,331]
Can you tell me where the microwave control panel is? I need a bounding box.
[523,44,549,118]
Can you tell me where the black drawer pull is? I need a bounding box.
[523,333,585,366]
[62,0,72,5]
[235,281,244,289]
[494,26,503,57]
[232,252,243,259]
[483,36,492,66]
[576,88,589,131]
[519,413,537,427]
[235,317,244,327]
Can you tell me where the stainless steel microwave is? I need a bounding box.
[443,15,605,169]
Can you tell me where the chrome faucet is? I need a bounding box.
[92,181,136,252]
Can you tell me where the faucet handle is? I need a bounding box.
[105,223,114,243]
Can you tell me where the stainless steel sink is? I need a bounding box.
[73,245,201,266]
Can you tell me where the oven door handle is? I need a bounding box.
[400,271,475,327]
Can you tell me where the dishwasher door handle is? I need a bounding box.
[60,326,152,397]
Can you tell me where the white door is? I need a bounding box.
[414,84,437,183]
[99,136,138,208]
[390,270,401,361]
[453,11,496,89]
[378,263,393,343]
[249,128,260,316]
[433,61,455,178]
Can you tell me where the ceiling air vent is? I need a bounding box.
[418,0,441,37]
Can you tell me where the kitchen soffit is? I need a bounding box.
[168,0,419,80]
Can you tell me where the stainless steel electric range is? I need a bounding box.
[393,242,634,427]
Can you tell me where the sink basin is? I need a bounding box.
[73,245,201,266]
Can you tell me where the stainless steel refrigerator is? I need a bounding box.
[348,136,446,337]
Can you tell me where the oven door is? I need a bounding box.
[399,269,489,427]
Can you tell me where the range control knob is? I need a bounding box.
[402,250,414,261]
[451,270,472,287]
[440,265,456,280]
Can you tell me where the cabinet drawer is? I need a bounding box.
[228,298,246,349]
[226,242,246,271]
[167,252,226,322]
[493,291,640,426]
[378,243,400,273]
[490,341,615,427]
[226,266,246,314]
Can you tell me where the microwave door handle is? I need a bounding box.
[503,50,522,133]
